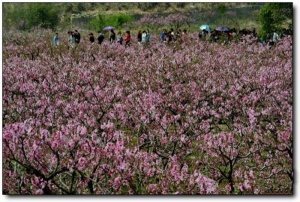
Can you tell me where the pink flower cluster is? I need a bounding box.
[2,29,292,194]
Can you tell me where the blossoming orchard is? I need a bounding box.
[2,29,292,195]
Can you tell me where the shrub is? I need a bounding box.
[88,13,133,31]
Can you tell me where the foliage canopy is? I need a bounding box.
[258,3,292,39]
[88,13,133,31]
[3,3,60,30]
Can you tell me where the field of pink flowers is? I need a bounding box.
[2,30,292,194]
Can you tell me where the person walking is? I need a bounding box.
[117,31,123,45]
[74,30,81,44]
[141,30,147,44]
[170,28,175,41]
[161,29,166,42]
[137,30,142,45]
[146,29,151,44]
[89,32,95,43]
[97,31,105,45]
[110,30,116,43]
[68,31,75,49]
[125,30,131,47]
[53,33,59,47]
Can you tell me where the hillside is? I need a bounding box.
[3,2,265,32]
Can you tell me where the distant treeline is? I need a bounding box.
[2,2,292,39]
[2,3,263,30]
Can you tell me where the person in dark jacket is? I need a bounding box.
[74,30,81,44]
[97,31,105,45]
[89,33,95,43]
[110,30,116,43]
[137,30,142,44]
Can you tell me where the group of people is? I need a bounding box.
[160,29,187,43]
[197,28,257,44]
[53,26,291,48]
[107,29,147,46]
[67,30,81,48]
[53,29,133,48]
[137,30,151,45]
[52,30,82,48]
[197,27,292,45]
[52,28,185,48]
[52,28,189,49]
[108,30,131,47]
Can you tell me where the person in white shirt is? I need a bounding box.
[273,32,279,42]
[141,30,147,44]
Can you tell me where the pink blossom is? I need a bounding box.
[243,180,251,190]
[238,183,244,191]
[113,176,121,186]
[2,29,292,194]
[35,189,44,195]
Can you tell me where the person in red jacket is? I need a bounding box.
[125,31,131,47]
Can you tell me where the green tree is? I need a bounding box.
[88,14,106,31]
[3,3,60,30]
[258,3,293,39]
[217,3,227,25]
[107,14,133,29]
[26,3,60,30]
[88,13,133,31]
[3,3,28,30]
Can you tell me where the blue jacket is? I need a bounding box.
[146,33,150,42]
[53,36,58,46]
[160,32,165,42]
